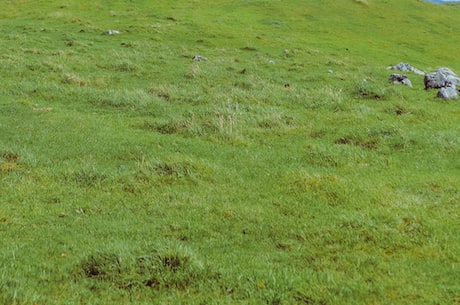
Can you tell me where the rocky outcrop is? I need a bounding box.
[424,68,460,90]
[387,63,459,100]
[424,68,460,100]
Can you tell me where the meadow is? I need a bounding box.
[0,0,459,304]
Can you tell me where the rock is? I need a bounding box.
[436,85,458,100]
[388,73,405,81]
[424,68,460,90]
[387,62,425,75]
[388,63,412,72]
[192,55,208,61]
[389,73,412,87]
[106,29,121,35]
[401,78,413,87]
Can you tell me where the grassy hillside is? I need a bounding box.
[1,0,459,304]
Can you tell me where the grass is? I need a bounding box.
[1,0,459,304]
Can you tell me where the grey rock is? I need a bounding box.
[192,55,208,61]
[437,85,458,100]
[106,29,121,35]
[389,73,412,87]
[401,78,412,87]
[388,62,412,72]
[424,68,460,90]
[387,62,425,75]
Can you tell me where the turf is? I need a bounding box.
[0,0,459,304]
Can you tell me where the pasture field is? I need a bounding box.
[0,0,459,304]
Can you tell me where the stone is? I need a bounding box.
[437,85,458,100]
[387,62,425,75]
[389,73,413,87]
[401,78,413,87]
[192,55,208,61]
[388,63,412,72]
[424,68,460,90]
[106,29,121,35]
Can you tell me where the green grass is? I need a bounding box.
[1,0,459,304]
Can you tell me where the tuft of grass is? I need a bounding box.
[0,151,20,172]
[135,156,215,186]
[79,244,216,291]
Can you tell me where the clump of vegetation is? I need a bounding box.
[79,244,215,291]
[0,151,20,172]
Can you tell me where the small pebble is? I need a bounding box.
[106,29,121,35]
[192,55,208,61]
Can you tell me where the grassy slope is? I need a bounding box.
[0,0,459,304]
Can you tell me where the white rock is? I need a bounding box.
[106,29,121,35]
